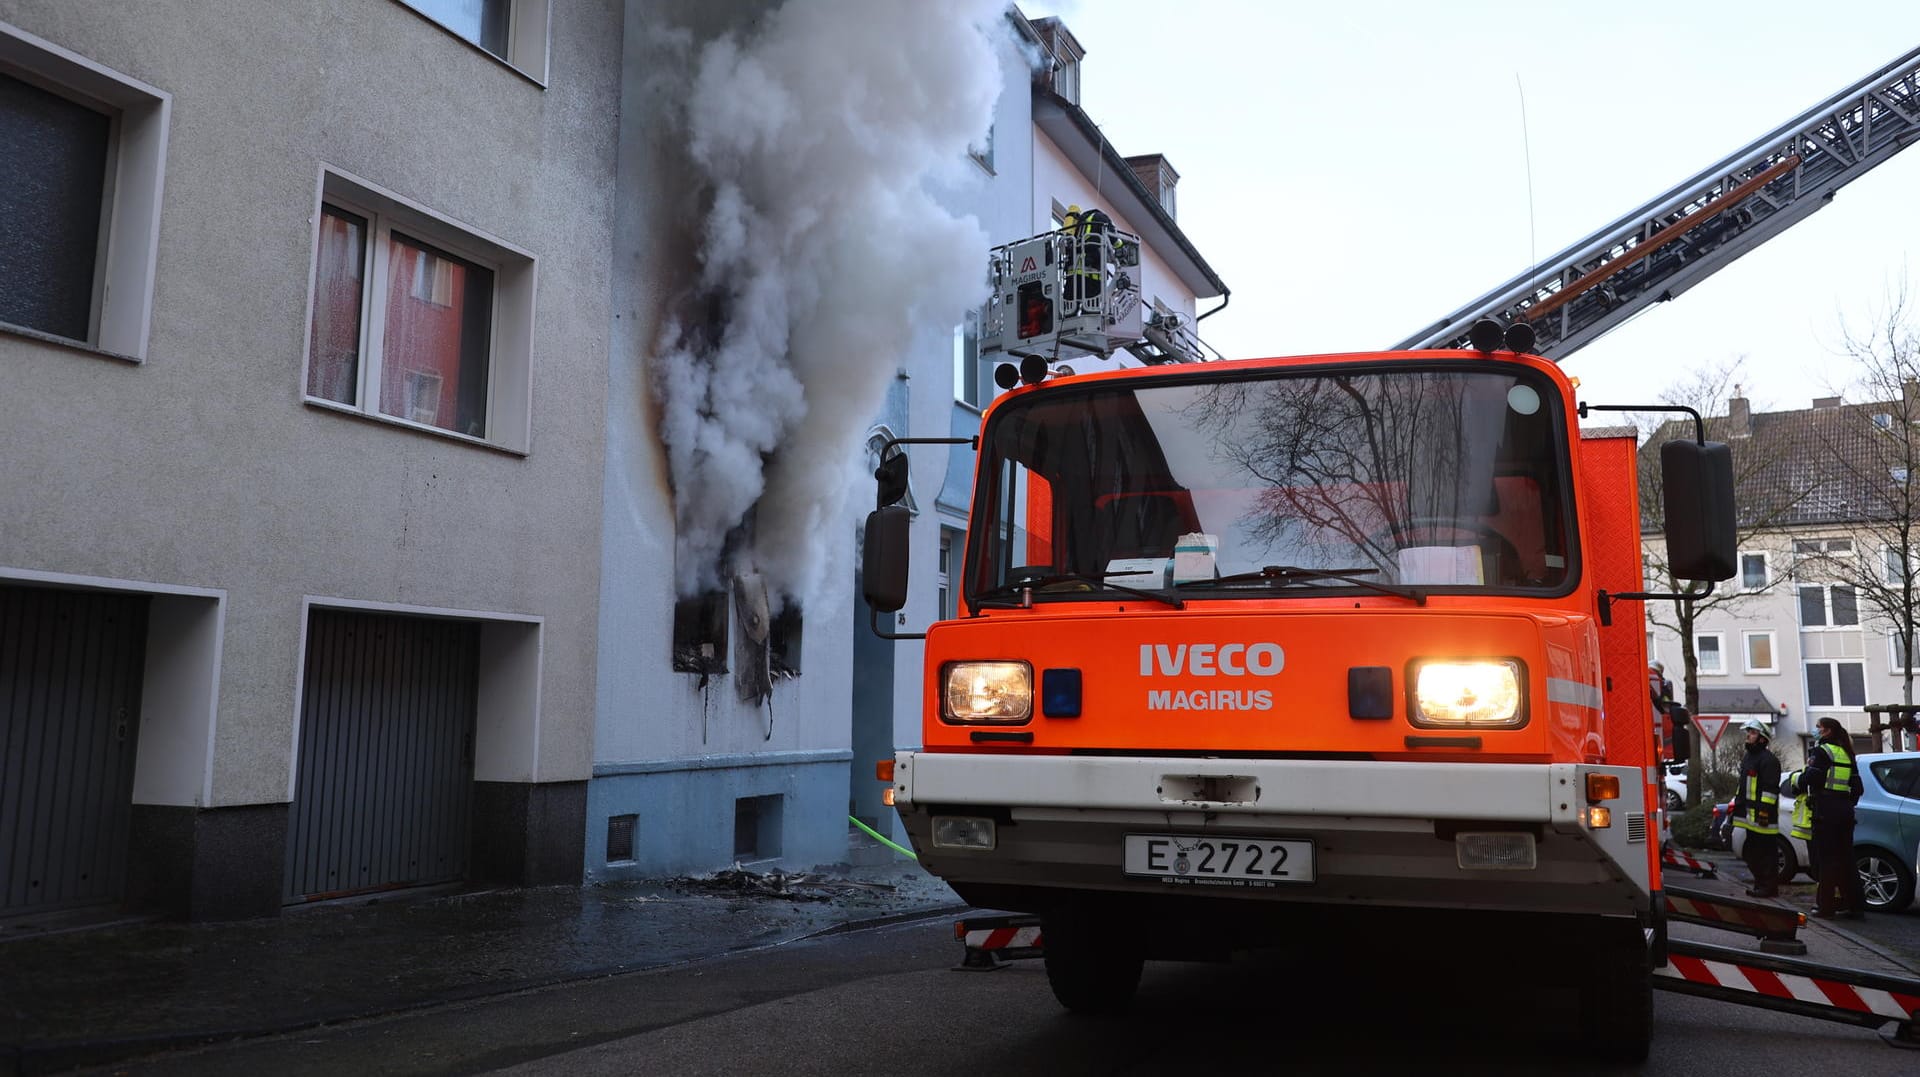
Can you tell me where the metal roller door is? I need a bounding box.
[0,584,149,917]
[285,609,478,903]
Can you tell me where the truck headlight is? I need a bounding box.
[1411,659,1525,728]
[942,661,1033,723]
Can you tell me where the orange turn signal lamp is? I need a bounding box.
[876,759,895,782]
[1585,773,1620,802]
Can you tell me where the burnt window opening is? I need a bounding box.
[769,604,802,678]
[672,591,729,673]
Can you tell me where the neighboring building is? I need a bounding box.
[848,10,1229,848]
[1644,391,1920,770]
[1,0,618,921]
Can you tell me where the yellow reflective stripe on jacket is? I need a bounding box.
[1735,773,1780,834]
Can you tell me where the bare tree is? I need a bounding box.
[1796,282,1920,731]
[1636,358,1814,805]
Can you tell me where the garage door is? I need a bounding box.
[285,609,478,903]
[0,584,148,917]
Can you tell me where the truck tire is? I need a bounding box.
[1578,928,1652,1062]
[1042,912,1143,1015]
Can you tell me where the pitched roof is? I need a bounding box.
[1641,393,1920,529]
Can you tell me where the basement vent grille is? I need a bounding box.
[607,814,637,863]
[1626,812,1647,844]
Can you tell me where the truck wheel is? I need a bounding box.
[1042,912,1143,1015]
[1578,929,1652,1062]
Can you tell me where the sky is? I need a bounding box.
[1019,1,1920,418]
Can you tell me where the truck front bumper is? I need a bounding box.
[892,753,1652,917]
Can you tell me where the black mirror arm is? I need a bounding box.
[1596,578,1716,626]
[1578,402,1705,443]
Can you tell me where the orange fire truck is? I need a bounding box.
[863,323,1733,1059]
[861,46,1920,1060]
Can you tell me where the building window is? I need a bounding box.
[1793,537,1854,572]
[953,314,981,407]
[672,592,729,674]
[399,0,552,83]
[1695,633,1725,676]
[1739,551,1770,591]
[1798,584,1859,629]
[1893,632,1917,674]
[0,23,169,359]
[304,170,535,452]
[970,123,995,173]
[938,529,961,621]
[769,604,802,678]
[1805,660,1866,709]
[1883,545,1914,586]
[1743,631,1777,675]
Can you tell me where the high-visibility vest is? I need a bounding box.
[1789,791,1813,841]
[1733,770,1779,835]
[1816,741,1855,795]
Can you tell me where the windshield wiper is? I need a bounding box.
[1175,565,1425,605]
[973,571,1185,610]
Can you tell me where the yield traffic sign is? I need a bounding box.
[1694,714,1729,750]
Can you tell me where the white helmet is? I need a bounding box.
[1739,718,1772,738]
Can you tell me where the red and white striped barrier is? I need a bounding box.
[963,922,1043,952]
[1664,886,1803,940]
[1657,938,1920,1043]
[954,914,1045,970]
[1662,845,1718,877]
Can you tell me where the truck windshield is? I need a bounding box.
[967,362,1576,603]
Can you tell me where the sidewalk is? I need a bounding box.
[1663,847,1920,976]
[0,845,960,1076]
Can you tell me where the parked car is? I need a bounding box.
[1707,800,1733,850]
[1662,761,1687,812]
[1769,753,1920,911]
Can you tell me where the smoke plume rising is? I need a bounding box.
[658,0,1008,605]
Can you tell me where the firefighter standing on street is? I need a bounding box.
[1730,718,1784,897]
[1794,717,1865,918]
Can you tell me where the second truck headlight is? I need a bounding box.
[1412,659,1524,727]
[942,661,1033,723]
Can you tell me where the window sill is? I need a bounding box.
[0,320,141,364]
[305,397,528,457]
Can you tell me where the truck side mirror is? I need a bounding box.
[862,506,912,612]
[875,452,910,508]
[1661,439,1736,581]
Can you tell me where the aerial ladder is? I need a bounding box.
[1398,45,1920,357]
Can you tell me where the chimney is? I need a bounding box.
[1812,396,1842,410]
[1727,392,1750,437]
[1031,17,1085,105]
[1126,154,1180,219]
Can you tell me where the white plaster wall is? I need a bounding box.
[596,0,856,767]
[1031,134,1201,323]
[0,0,621,802]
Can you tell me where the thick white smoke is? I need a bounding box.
[658,0,1008,604]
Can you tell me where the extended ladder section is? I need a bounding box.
[1397,46,1920,358]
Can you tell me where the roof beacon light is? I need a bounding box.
[1503,321,1537,354]
[1468,318,1505,353]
